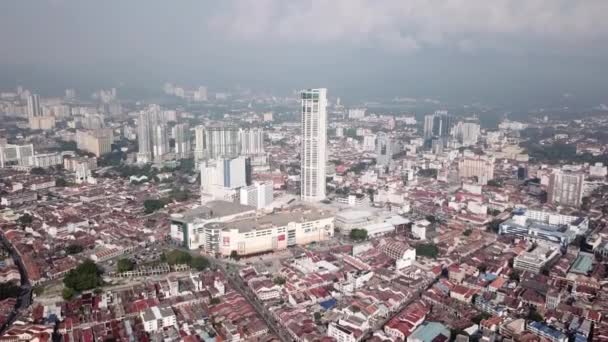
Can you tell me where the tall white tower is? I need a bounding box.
[300,88,327,202]
[173,123,191,159]
[27,94,41,118]
[137,105,169,163]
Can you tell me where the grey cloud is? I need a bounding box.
[208,0,608,54]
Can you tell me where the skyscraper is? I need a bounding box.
[423,111,454,141]
[458,154,495,185]
[452,121,481,146]
[548,169,584,207]
[173,123,191,160]
[239,128,264,155]
[376,132,392,166]
[137,105,169,163]
[193,126,241,160]
[27,94,41,118]
[200,156,251,202]
[300,88,327,202]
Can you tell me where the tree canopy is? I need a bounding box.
[415,243,439,259]
[63,259,103,292]
[349,229,368,241]
[116,258,135,273]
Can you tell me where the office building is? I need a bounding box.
[0,144,34,168]
[240,182,273,209]
[513,245,560,274]
[548,169,585,207]
[64,156,97,172]
[200,156,251,201]
[362,134,376,152]
[423,111,453,140]
[76,129,113,157]
[300,88,328,202]
[194,86,208,102]
[137,105,169,163]
[589,162,608,178]
[239,128,264,155]
[348,108,366,119]
[499,209,588,246]
[376,132,393,166]
[452,121,480,146]
[173,123,191,159]
[32,152,63,168]
[458,154,495,185]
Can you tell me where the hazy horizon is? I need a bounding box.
[2,1,608,107]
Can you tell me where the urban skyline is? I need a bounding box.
[1,2,608,342]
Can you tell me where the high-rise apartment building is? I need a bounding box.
[458,153,495,185]
[194,125,206,161]
[137,105,169,163]
[348,108,366,119]
[300,88,327,202]
[202,126,240,160]
[76,129,113,157]
[376,132,393,166]
[0,144,34,168]
[27,94,41,118]
[423,110,453,140]
[548,169,584,207]
[452,121,481,146]
[239,128,264,155]
[173,123,191,159]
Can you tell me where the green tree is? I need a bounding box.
[527,308,544,322]
[143,199,165,214]
[509,270,520,282]
[191,256,210,271]
[486,219,502,233]
[349,229,368,241]
[471,312,491,324]
[415,244,439,258]
[62,287,76,300]
[63,259,102,292]
[417,168,438,178]
[17,213,33,227]
[210,297,220,305]
[273,276,286,285]
[117,258,135,273]
[487,179,503,187]
[230,250,240,261]
[170,188,190,202]
[65,244,84,255]
[0,282,21,300]
[163,249,192,265]
[33,285,44,296]
[463,229,472,236]
[30,167,46,175]
[55,178,69,187]
[314,312,322,322]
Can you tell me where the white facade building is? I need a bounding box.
[300,88,327,202]
[240,182,273,209]
[173,123,191,159]
[140,305,176,333]
[200,156,250,202]
[219,205,334,256]
[239,128,265,155]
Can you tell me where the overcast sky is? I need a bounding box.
[1,0,607,105]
